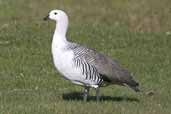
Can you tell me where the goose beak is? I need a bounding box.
[43,15,49,21]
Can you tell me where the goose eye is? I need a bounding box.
[54,12,57,15]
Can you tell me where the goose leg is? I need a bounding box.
[83,86,89,102]
[96,87,100,102]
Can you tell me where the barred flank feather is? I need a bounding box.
[72,44,103,85]
[73,58,102,84]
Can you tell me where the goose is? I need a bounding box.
[44,9,140,101]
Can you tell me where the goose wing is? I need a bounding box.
[70,43,139,91]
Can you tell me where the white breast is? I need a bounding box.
[52,46,82,82]
[52,46,99,87]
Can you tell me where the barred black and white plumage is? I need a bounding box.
[44,9,140,102]
[69,44,102,84]
[68,43,139,90]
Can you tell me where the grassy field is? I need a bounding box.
[0,0,171,114]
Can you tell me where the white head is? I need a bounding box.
[44,9,69,36]
[44,9,68,22]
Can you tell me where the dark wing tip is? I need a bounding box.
[129,82,140,92]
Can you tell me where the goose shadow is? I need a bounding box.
[62,92,139,102]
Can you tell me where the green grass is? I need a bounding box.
[0,0,171,114]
